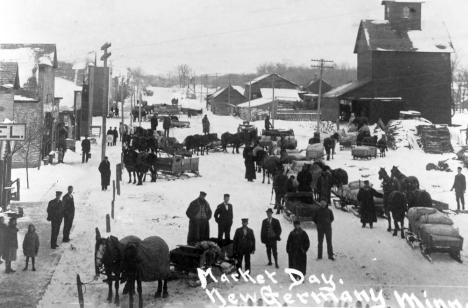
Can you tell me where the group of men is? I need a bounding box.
[150,113,172,137]
[106,127,119,146]
[46,187,75,249]
[185,191,334,278]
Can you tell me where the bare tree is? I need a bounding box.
[176,64,192,88]
[10,107,47,189]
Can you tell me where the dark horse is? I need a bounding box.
[390,166,420,197]
[94,228,141,306]
[221,132,243,154]
[122,148,158,185]
[388,190,408,238]
[256,149,283,184]
[378,167,401,232]
[120,236,171,308]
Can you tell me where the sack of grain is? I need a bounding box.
[417,211,454,225]
[408,207,438,224]
[419,224,459,239]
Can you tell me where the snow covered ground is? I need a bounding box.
[6,89,468,307]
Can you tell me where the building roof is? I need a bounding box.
[381,0,429,3]
[323,80,372,98]
[211,86,245,99]
[0,62,20,89]
[245,73,298,87]
[0,44,58,89]
[232,86,244,95]
[354,20,454,53]
[259,88,301,101]
[306,78,333,89]
[14,95,39,102]
[237,97,272,108]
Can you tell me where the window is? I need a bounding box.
[403,7,410,18]
[386,7,390,19]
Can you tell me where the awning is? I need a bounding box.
[323,80,401,101]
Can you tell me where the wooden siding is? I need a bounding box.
[244,75,297,99]
[384,2,422,31]
[0,90,14,122]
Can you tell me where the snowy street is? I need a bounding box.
[0,87,465,307]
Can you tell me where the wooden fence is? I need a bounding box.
[275,111,318,121]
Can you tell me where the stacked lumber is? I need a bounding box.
[416,125,453,154]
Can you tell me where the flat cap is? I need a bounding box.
[56,191,62,195]
[200,191,207,196]
[241,218,249,222]
[224,194,230,197]
[266,208,273,213]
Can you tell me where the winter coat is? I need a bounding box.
[99,160,111,186]
[4,225,18,250]
[62,193,75,217]
[312,206,334,229]
[285,178,297,193]
[81,139,91,153]
[163,117,171,129]
[23,229,39,258]
[286,228,310,275]
[186,198,212,244]
[357,187,383,224]
[297,170,312,191]
[243,146,256,181]
[0,222,7,258]
[150,117,159,129]
[214,203,233,227]
[47,199,63,221]
[260,218,282,244]
[113,129,119,139]
[452,174,466,193]
[264,118,272,130]
[233,227,255,255]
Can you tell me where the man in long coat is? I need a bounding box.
[151,114,159,131]
[297,165,312,192]
[0,217,6,263]
[261,208,282,268]
[202,115,210,135]
[47,191,63,249]
[357,180,383,228]
[163,117,171,137]
[451,167,466,211]
[112,127,118,146]
[214,194,233,242]
[62,186,75,243]
[286,220,310,278]
[98,156,111,191]
[264,115,273,131]
[273,170,288,214]
[81,135,91,163]
[186,192,212,245]
[243,142,256,182]
[233,218,255,275]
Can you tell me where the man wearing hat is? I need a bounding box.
[233,218,255,275]
[186,192,212,245]
[286,220,310,278]
[81,135,91,163]
[260,208,282,268]
[312,200,335,260]
[214,194,233,243]
[98,156,111,191]
[47,191,64,249]
[356,180,383,229]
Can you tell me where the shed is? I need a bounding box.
[244,73,298,99]
[209,86,246,115]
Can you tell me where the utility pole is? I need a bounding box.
[311,59,334,132]
[248,81,252,122]
[228,74,231,106]
[121,77,124,127]
[271,74,275,128]
[215,73,218,91]
[100,42,111,162]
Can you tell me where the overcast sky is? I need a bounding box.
[1,0,467,76]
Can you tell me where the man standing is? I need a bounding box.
[214,194,233,242]
[312,200,334,261]
[273,170,288,214]
[62,186,75,243]
[260,208,282,268]
[357,180,383,228]
[202,115,210,135]
[112,127,118,146]
[297,165,312,192]
[151,113,159,131]
[107,128,114,146]
[264,115,273,131]
[286,220,310,277]
[47,191,63,249]
[243,142,256,182]
[186,192,212,245]
[451,167,466,211]
[233,218,255,275]
[98,156,111,191]
[163,116,171,137]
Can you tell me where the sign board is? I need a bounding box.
[0,124,26,141]
[89,126,102,137]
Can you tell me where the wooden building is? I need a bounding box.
[322,0,453,125]
[305,77,333,95]
[244,74,298,99]
[209,86,246,115]
[0,62,20,122]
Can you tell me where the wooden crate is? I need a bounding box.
[156,157,183,174]
[181,157,199,173]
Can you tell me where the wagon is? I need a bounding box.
[261,128,294,138]
[352,146,377,160]
[238,123,258,137]
[339,135,356,150]
[405,207,464,264]
[155,156,199,177]
[282,192,320,223]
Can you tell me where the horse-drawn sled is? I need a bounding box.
[283,192,321,223]
[171,120,191,128]
[405,207,464,264]
[238,122,258,138]
[155,156,200,179]
[351,146,378,160]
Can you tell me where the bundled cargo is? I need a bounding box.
[406,207,463,263]
[291,160,311,172]
[306,144,324,160]
[352,146,377,159]
[416,125,454,154]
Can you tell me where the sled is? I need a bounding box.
[171,121,190,128]
[283,192,320,223]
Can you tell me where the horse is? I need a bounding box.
[185,134,218,156]
[123,148,158,185]
[407,189,432,209]
[122,148,138,184]
[390,166,420,197]
[377,135,388,157]
[378,167,401,231]
[120,236,171,308]
[388,191,408,238]
[221,132,243,154]
[94,228,141,306]
[256,150,282,184]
